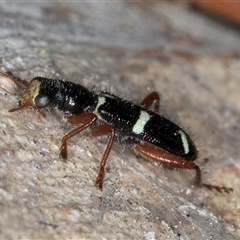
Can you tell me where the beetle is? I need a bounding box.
[1,71,232,192]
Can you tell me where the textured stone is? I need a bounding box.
[0,2,240,239]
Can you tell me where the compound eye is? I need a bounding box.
[34,94,51,108]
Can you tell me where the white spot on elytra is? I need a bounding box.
[93,96,106,114]
[132,110,150,134]
[179,130,189,154]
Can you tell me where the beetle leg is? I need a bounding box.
[140,91,160,112]
[91,124,115,190]
[60,113,97,160]
[135,141,232,193]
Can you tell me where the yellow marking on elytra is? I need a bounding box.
[179,130,189,154]
[133,110,150,134]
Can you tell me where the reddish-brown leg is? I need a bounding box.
[135,141,232,193]
[140,91,160,112]
[91,124,115,190]
[60,113,97,160]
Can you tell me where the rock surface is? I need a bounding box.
[0,2,240,239]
